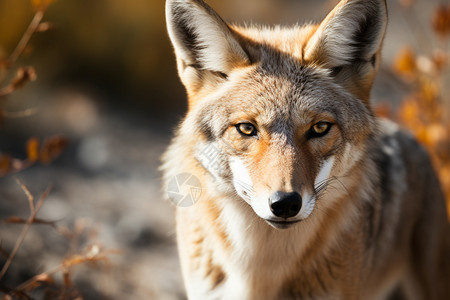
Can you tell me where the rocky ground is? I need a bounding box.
[0,92,184,299]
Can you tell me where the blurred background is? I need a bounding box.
[0,0,448,299]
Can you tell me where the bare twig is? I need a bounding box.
[6,9,46,67]
[15,178,35,214]
[2,216,59,227]
[0,108,39,119]
[0,7,46,88]
[0,182,53,280]
[0,67,37,98]
[14,247,120,293]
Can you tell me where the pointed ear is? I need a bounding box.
[166,0,250,95]
[304,0,387,101]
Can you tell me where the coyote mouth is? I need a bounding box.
[265,219,301,229]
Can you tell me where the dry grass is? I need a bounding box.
[0,2,118,299]
[0,179,120,299]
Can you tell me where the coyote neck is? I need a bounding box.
[201,180,364,299]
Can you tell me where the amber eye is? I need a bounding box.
[310,122,332,138]
[236,123,257,137]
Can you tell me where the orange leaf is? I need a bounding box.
[26,137,39,163]
[40,136,68,165]
[393,47,417,80]
[419,78,439,103]
[0,154,11,176]
[432,5,450,38]
[399,98,420,124]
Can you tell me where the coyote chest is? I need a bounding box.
[162,0,450,299]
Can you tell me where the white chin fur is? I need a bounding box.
[229,156,335,221]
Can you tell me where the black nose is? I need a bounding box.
[269,191,302,218]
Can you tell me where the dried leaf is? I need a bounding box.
[40,136,68,165]
[419,78,439,103]
[432,5,450,38]
[26,137,39,163]
[399,98,420,124]
[393,47,417,80]
[0,154,11,176]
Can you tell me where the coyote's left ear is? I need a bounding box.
[166,0,250,99]
[305,0,387,102]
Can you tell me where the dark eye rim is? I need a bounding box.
[308,122,333,139]
[235,123,257,137]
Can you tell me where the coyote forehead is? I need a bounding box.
[191,59,373,142]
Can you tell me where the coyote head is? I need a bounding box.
[165,0,387,229]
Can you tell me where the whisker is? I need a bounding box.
[313,175,352,201]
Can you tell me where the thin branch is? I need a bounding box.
[7,9,46,66]
[14,248,121,293]
[0,182,52,281]
[0,8,46,87]
[0,67,37,98]
[14,178,34,214]
[1,108,38,119]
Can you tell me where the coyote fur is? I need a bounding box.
[162,0,450,299]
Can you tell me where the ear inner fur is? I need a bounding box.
[166,0,250,86]
[304,0,387,103]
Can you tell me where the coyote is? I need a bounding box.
[162,0,450,299]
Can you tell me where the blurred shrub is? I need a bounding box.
[393,2,450,217]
